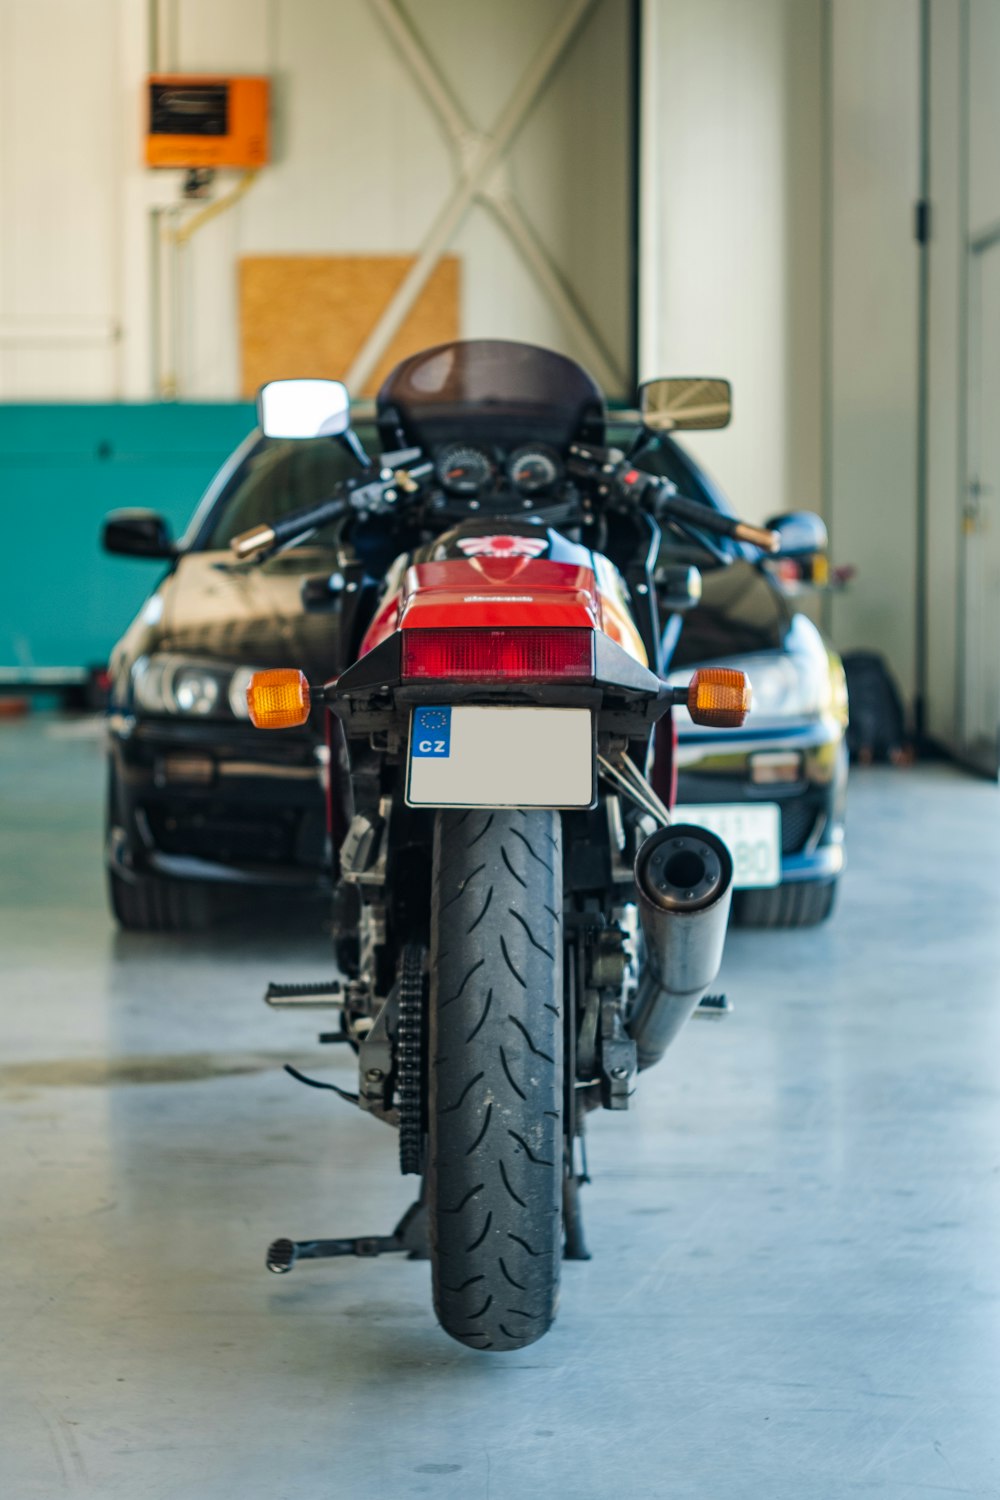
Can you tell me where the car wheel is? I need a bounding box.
[108,868,215,932]
[733,878,838,929]
[106,759,215,932]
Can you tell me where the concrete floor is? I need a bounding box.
[2,716,1000,1500]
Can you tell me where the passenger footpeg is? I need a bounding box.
[265,979,343,1008]
[266,1198,428,1273]
[695,992,732,1017]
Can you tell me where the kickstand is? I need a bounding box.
[563,1128,592,1262]
[392,1194,430,1260]
[267,1189,428,1274]
[563,1172,592,1261]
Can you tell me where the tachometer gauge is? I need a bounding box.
[508,445,561,496]
[435,443,494,496]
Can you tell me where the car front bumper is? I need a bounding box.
[675,715,847,885]
[106,712,328,890]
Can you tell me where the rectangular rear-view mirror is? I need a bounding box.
[257,378,352,440]
[639,377,732,432]
[102,509,174,559]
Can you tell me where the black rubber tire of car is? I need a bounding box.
[733,877,838,928]
[428,809,564,1353]
[108,867,215,932]
[106,759,216,932]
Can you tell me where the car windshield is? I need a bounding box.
[200,432,376,550]
[377,338,604,450]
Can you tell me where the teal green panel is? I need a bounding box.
[0,404,255,672]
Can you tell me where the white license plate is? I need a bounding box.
[674,802,782,888]
[406,705,595,809]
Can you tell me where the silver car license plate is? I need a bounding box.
[673,802,782,888]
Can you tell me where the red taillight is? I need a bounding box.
[401,627,594,681]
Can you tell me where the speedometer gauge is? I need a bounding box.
[508,445,561,496]
[435,443,494,496]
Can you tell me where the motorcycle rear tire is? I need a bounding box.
[428,809,563,1352]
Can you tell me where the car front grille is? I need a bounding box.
[780,798,818,854]
[146,802,317,867]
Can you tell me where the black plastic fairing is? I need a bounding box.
[328,627,670,737]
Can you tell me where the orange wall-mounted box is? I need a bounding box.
[145,75,270,169]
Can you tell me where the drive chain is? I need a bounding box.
[396,943,426,1176]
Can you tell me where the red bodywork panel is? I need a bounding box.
[649,711,678,810]
[361,557,609,657]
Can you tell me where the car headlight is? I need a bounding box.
[668,652,829,722]
[173,668,220,715]
[132,655,259,719]
[227,666,258,718]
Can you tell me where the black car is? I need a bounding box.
[103,428,377,928]
[103,421,846,930]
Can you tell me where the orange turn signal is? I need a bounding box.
[687,667,752,728]
[246,668,311,729]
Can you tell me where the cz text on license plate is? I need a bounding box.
[674,802,781,888]
[406,706,594,809]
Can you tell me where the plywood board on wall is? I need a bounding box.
[239,254,460,398]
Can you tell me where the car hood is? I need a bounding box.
[145,549,346,678]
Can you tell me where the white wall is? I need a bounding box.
[924,0,964,747]
[640,0,825,527]
[967,0,1000,236]
[641,0,931,713]
[926,0,1000,759]
[0,0,632,401]
[826,0,921,700]
[0,0,124,397]
[819,0,1000,747]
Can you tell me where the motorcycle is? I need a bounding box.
[230,340,778,1352]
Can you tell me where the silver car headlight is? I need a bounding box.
[132,655,259,719]
[668,651,829,723]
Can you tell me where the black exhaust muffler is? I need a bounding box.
[628,824,734,1070]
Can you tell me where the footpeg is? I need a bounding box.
[695,992,732,1016]
[265,980,343,1008]
[267,1234,403,1271]
[266,1237,297,1273]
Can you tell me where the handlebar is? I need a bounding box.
[231,437,780,562]
[230,455,433,561]
[230,502,346,560]
[566,444,782,553]
[655,488,781,553]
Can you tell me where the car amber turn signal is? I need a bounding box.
[687,667,752,728]
[246,668,311,729]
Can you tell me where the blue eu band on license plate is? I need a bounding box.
[411,706,452,758]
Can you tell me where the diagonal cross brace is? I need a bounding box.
[348,0,625,395]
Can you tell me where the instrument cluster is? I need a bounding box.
[433,441,563,500]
